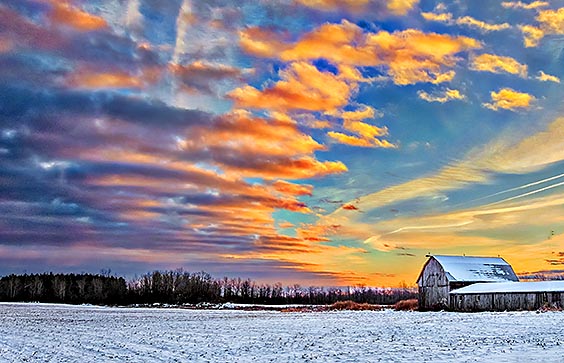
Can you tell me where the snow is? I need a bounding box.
[451,281,564,294]
[433,255,519,282]
[1,303,564,362]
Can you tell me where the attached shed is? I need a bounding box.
[450,281,564,311]
[417,255,519,310]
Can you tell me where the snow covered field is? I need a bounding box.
[1,303,563,362]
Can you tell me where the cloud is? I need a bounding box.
[173,0,196,64]
[340,105,383,120]
[322,116,564,231]
[239,21,481,85]
[295,0,419,15]
[417,88,465,103]
[327,131,396,148]
[277,221,295,229]
[536,71,560,83]
[501,1,549,10]
[421,11,453,22]
[536,7,564,33]
[295,0,370,12]
[470,54,528,77]
[343,120,388,139]
[228,61,354,112]
[49,2,108,31]
[66,70,145,90]
[272,180,314,196]
[520,25,545,47]
[422,12,511,32]
[170,61,245,94]
[520,7,564,47]
[125,0,143,30]
[482,88,535,111]
[387,0,419,15]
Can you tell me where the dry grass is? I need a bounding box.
[280,300,382,312]
[393,299,418,311]
[328,300,382,311]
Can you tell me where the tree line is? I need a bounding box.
[0,270,417,306]
[0,273,127,305]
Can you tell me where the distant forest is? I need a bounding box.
[0,270,417,306]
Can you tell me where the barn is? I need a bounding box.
[416,255,519,311]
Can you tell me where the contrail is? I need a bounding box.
[459,173,564,206]
[485,180,564,207]
[125,0,143,30]
[384,221,475,236]
[173,0,193,64]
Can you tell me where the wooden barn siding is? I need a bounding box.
[450,292,564,312]
[418,258,450,310]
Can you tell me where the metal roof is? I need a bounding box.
[450,281,564,294]
[426,255,519,283]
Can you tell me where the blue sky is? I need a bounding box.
[1,0,564,285]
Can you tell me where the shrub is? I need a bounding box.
[394,299,418,311]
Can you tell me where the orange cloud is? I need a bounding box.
[418,88,465,103]
[296,223,341,242]
[177,111,348,179]
[536,71,560,83]
[470,54,528,77]
[295,0,418,15]
[226,156,348,179]
[327,131,395,148]
[343,120,388,139]
[66,70,143,90]
[239,27,291,58]
[50,3,108,31]
[520,25,544,47]
[421,12,453,22]
[502,1,549,9]
[387,0,419,15]
[278,221,295,229]
[272,180,314,196]
[228,62,354,112]
[520,7,564,47]
[239,22,480,85]
[483,88,535,111]
[186,111,326,158]
[537,7,564,33]
[295,0,370,12]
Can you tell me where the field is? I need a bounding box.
[1,303,563,362]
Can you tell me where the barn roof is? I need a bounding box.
[421,255,519,283]
[450,281,564,294]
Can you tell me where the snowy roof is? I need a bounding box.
[450,281,564,294]
[432,255,519,283]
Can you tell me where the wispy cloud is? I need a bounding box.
[418,88,465,103]
[422,12,511,32]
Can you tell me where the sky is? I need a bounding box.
[1,0,564,286]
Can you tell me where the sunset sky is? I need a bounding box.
[1,0,564,286]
